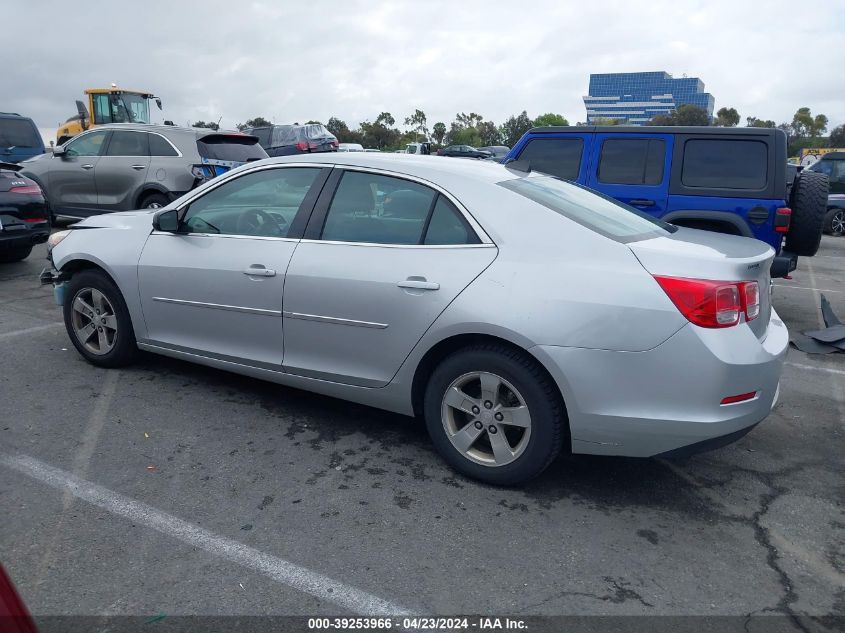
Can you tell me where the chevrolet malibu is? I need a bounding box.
[41,153,788,485]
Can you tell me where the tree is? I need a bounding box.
[375,112,395,127]
[447,125,482,147]
[499,111,534,147]
[236,116,272,131]
[192,120,219,130]
[477,120,501,146]
[455,112,484,129]
[326,117,350,138]
[592,117,624,126]
[305,120,321,125]
[714,107,740,127]
[360,113,401,150]
[746,117,776,128]
[432,122,447,145]
[404,109,428,142]
[533,113,569,127]
[647,105,709,126]
[791,107,828,138]
[830,124,845,147]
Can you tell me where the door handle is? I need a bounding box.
[242,265,276,277]
[130,164,146,170]
[629,199,655,207]
[81,164,94,170]
[397,278,440,291]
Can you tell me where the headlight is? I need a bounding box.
[47,230,71,251]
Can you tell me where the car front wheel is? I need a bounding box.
[63,270,138,367]
[424,344,567,485]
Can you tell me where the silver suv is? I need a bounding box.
[21,124,267,219]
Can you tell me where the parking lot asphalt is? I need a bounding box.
[0,236,843,628]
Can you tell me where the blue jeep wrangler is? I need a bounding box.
[504,126,829,277]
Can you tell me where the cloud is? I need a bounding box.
[6,0,844,142]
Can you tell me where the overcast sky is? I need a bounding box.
[8,0,844,142]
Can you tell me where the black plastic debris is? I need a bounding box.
[790,294,845,354]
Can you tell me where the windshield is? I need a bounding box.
[0,118,42,149]
[498,175,675,242]
[109,93,151,123]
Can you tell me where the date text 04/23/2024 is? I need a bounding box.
[307,617,528,630]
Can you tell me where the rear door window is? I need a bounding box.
[0,118,41,148]
[518,138,584,180]
[196,134,268,162]
[105,131,149,156]
[598,138,665,185]
[682,139,767,189]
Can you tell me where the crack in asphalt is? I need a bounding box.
[515,576,654,614]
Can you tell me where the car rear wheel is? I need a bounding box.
[0,246,33,263]
[824,207,844,237]
[140,192,169,209]
[785,170,829,255]
[63,270,137,367]
[424,344,566,485]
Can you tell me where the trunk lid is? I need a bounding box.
[629,227,774,338]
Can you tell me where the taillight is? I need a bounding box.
[654,276,760,328]
[9,185,41,195]
[720,391,758,405]
[295,141,309,151]
[744,281,760,321]
[774,207,791,233]
[23,217,47,223]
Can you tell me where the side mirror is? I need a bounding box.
[53,146,66,157]
[154,209,179,232]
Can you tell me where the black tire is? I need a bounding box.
[823,207,845,237]
[785,170,829,256]
[0,246,33,263]
[63,269,138,368]
[139,192,170,209]
[424,344,567,486]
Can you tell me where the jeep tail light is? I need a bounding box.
[654,277,759,328]
[295,141,308,151]
[774,207,791,234]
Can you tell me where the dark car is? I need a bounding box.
[478,145,510,161]
[504,126,830,277]
[0,162,50,263]
[0,113,45,164]
[245,123,338,156]
[436,145,492,159]
[806,152,845,236]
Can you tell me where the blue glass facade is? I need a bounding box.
[583,71,715,125]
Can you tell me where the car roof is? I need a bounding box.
[77,123,254,139]
[262,152,521,186]
[526,125,781,136]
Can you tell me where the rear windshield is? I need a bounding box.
[499,175,674,242]
[196,135,268,162]
[0,118,42,149]
[304,124,333,140]
[681,139,767,189]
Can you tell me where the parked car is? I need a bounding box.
[42,153,787,485]
[20,124,266,220]
[437,145,492,159]
[245,123,338,156]
[0,113,45,164]
[478,145,510,162]
[0,162,50,262]
[504,126,829,277]
[806,152,845,236]
[338,143,364,152]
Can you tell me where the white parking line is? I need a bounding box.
[786,362,845,376]
[0,453,412,616]
[0,322,63,341]
[773,284,844,294]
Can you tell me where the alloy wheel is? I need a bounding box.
[832,210,845,236]
[70,287,118,355]
[441,371,532,467]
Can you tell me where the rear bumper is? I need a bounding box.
[532,308,789,457]
[0,226,49,249]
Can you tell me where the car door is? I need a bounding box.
[96,130,151,211]
[281,168,498,387]
[49,129,110,217]
[585,133,672,217]
[137,165,329,367]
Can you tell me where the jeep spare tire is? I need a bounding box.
[785,170,829,256]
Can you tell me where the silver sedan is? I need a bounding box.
[43,153,788,485]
